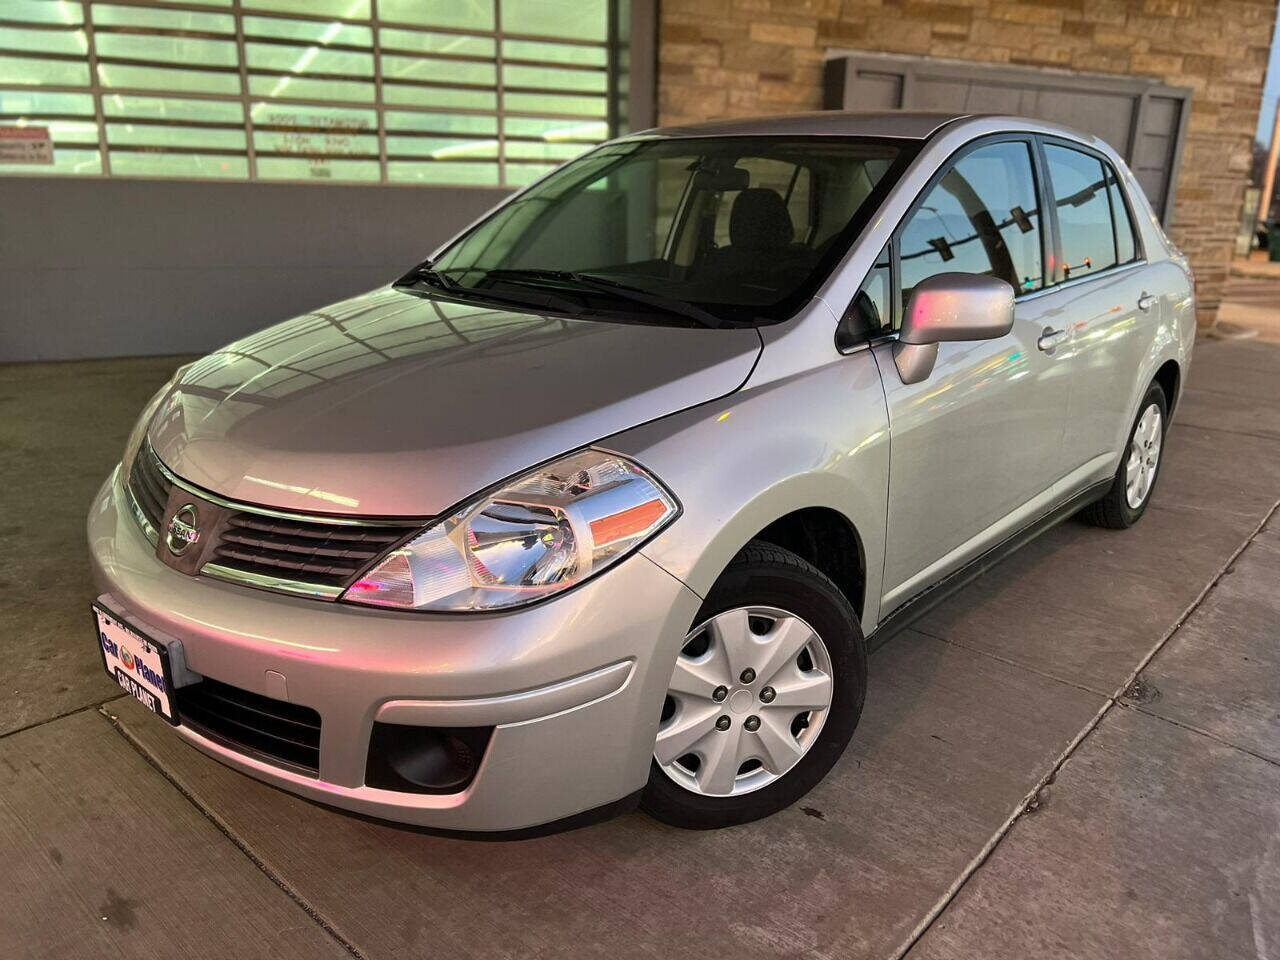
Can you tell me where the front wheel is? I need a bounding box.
[640,541,867,829]
[1080,383,1168,529]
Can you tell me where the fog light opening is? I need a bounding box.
[366,722,493,795]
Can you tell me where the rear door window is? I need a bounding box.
[1044,143,1139,281]
[1103,161,1139,265]
[898,139,1045,317]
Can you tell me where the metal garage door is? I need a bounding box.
[824,53,1191,224]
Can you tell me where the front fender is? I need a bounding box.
[606,350,891,636]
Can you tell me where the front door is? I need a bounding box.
[873,138,1073,613]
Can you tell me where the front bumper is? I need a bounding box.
[88,467,702,832]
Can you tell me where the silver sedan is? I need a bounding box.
[89,111,1194,834]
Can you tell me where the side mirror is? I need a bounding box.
[893,273,1015,385]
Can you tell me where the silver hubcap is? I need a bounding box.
[655,606,834,797]
[1125,403,1163,509]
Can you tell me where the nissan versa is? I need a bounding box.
[89,112,1194,833]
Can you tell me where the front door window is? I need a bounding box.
[898,140,1045,314]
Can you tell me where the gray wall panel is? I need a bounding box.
[0,178,511,362]
[824,52,1190,221]
[857,72,904,110]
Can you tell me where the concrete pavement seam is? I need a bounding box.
[1181,387,1280,406]
[98,704,370,960]
[1174,420,1280,444]
[904,627,1113,700]
[0,693,126,741]
[1127,704,1280,769]
[888,498,1280,960]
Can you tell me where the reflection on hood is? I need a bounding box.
[148,287,762,516]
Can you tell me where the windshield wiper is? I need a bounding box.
[482,269,729,329]
[395,260,583,315]
[396,258,463,291]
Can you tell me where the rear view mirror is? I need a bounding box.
[893,273,1015,384]
[692,165,750,192]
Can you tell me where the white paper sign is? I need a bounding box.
[0,125,54,164]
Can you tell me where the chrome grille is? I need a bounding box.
[124,438,425,600]
[209,513,419,592]
[126,441,172,543]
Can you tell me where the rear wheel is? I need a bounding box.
[1081,383,1168,529]
[641,541,866,829]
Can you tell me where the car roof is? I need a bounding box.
[626,110,971,141]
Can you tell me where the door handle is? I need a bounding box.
[1037,326,1068,353]
[1137,292,1156,312]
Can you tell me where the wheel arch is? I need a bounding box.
[1153,358,1181,416]
[750,508,867,623]
[1111,321,1185,463]
[644,470,880,631]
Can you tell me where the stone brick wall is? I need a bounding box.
[657,0,1277,327]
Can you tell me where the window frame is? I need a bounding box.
[1035,134,1147,293]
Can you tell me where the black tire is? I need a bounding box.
[640,540,867,829]
[1080,383,1169,529]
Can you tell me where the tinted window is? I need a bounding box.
[899,140,1044,311]
[429,136,909,326]
[712,157,813,248]
[1045,144,1121,280]
[1104,162,1138,264]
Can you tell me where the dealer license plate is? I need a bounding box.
[93,603,177,724]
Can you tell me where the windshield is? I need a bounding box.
[407,135,915,327]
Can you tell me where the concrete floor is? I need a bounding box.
[1,333,1278,959]
[1221,264,1280,342]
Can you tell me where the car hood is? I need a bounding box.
[148,287,762,517]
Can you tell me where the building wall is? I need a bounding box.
[0,178,509,362]
[657,0,1277,327]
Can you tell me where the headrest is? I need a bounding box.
[729,188,795,250]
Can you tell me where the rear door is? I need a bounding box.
[1038,139,1155,481]
[872,136,1074,612]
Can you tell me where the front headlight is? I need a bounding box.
[120,394,159,478]
[343,449,678,612]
